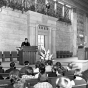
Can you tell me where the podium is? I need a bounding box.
[78,46,85,60]
[18,46,38,65]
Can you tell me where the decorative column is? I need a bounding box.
[71,8,78,56]
[26,11,30,42]
[54,0,57,14]
[35,0,37,11]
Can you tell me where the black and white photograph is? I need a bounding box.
[0,0,88,88]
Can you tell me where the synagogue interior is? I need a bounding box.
[0,0,88,88]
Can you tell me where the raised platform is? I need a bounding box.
[53,57,88,72]
[53,57,78,63]
[1,57,88,72]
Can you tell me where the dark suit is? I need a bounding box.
[0,67,4,73]
[20,66,30,73]
[5,68,19,79]
[5,67,19,73]
[21,42,30,47]
[0,67,4,79]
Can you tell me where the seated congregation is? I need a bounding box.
[0,60,87,88]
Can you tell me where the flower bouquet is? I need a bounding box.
[38,46,53,62]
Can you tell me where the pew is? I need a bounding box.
[0,76,87,88]
[0,72,57,78]
[11,51,18,61]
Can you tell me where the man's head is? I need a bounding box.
[9,69,20,84]
[39,63,45,74]
[68,62,73,69]
[35,61,41,68]
[25,38,28,43]
[24,61,29,66]
[46,60,53,66]
[56,77,72,88]
[10,62,15,68]
[56,62,62,68]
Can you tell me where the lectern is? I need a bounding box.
[18,46,37,65]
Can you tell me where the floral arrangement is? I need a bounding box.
[38,46,53,61]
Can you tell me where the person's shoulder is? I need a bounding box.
[20,66,26,70]
[0,68,4,73]
[5,68,11,73]
[34,82,42,87]
[15,68,19,71]
[46,82,53,87]
[22,42,25,43]
[40,82,53,88]
[20,67,25,71]
[20,66,28,73]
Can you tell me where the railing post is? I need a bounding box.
[35,0,37,12]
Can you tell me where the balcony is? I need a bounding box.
[0,0,71,24]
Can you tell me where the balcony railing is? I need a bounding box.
[0,0,71,24]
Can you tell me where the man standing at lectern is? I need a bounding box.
[21,38,30,47]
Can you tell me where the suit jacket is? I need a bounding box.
[21,42,30,47]
[20,66,30,73]
[0,67,4,73]
[5,68,19,73]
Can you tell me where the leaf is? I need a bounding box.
[40,56,44,60]
[45,57,48,60]
[47,50,50,54]
[49,54,53,60]
[40,52,45,57]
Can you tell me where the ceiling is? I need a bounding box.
[71,0,88,13]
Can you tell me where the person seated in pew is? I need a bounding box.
[55,62,67,75]
[20,61,30,73]
[34,71,53,88]
[56,76,73,88]
[0,61,4,73]
[34,61,41,73]
[45,60,53,72]
[66,62,81,76]
[5,69,25,88]
[64,62,76,80]
[22,66,35,79]
[48,65,57,77]
[67,62,73,71]
[5,62,18,73]
[0,62,4,79]
[35,63,48,79]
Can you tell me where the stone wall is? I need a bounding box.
[0,7,27,51]
[0,7,78,58]
[56,22,73,51]
[28,11,73,58]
